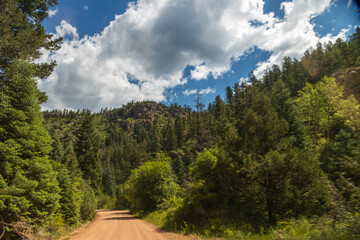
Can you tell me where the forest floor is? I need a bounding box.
[66,210,205,240]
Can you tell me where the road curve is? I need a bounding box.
[68,210,202,240]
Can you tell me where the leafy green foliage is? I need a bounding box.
[297,76,360,141]
[124,154,180,213]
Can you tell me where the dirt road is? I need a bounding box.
[68,210,202,240]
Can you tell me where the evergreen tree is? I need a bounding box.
[105,123,124,146]
[49,130,64,163]
[75,113,102,192]
[262,64,281,92]
[56,165,82,225]
[270,79,308,147]
[163,118,177,151]
[134,123,147,144]
[212,95,227,137]
[0,61,60,238]
[148,120,162,154]
[192,92,210,151]
[123,139,150,169]
[174,115,184,148]
[101,149,117,197]
[64,141,82,180]
[61,142,85,223]
[233,82,244,118]
[110,145,129,185]
[0,0,61,81]
[225,86,234,118]
[79,180,97,221]
[0,1,63,236]
[225,86,234,107]
[281,57,312,96]
[170,154,186,185]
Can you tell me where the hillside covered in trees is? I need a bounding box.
[42,29,360,239]
[1,0,360,239]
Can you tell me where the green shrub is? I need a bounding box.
[115,184,130,210]
[124,156,180,213]
[97,192,116,210]
[144,211,168,227]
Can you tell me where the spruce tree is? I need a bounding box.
[62,142,84,224]
[0,1,63,237]
[0,61,60,237]
[64,141,82,179]
[49,130,64,163]
[75,113,102,192]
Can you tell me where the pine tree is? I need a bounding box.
[75,113,102,192]
[192,92,209,151]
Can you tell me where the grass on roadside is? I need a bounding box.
[142,210,360,240]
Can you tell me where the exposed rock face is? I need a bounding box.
[333,67,360,102]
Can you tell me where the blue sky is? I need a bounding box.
[40,0,359,111]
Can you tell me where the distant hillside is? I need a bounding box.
[102,101,190,123]
[43,101,192,145]
[300,30,360,103]
[333,67,360,102]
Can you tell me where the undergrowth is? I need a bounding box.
[142,210,360,240]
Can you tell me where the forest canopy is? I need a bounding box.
[0,0,360,239]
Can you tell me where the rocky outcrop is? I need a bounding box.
[333,67,360,102]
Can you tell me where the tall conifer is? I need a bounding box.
[75,114,102,192]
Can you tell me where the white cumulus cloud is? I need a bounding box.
[48,8,58,18]
[39,0,350,111]
[183,87,216,96]
[239,77,249,82]
[54,20,79,39]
